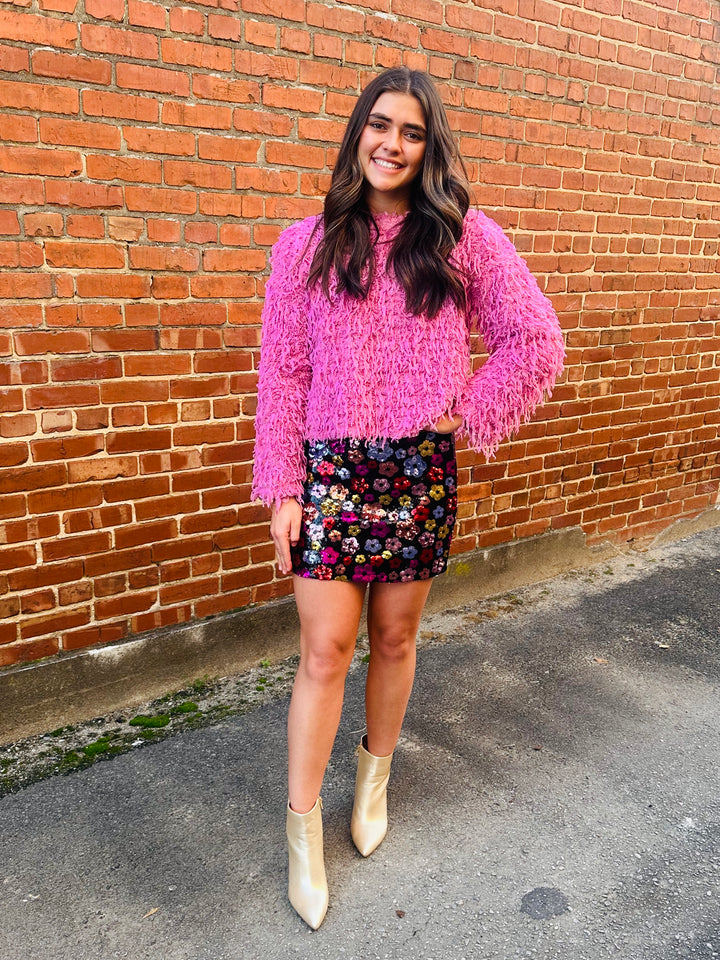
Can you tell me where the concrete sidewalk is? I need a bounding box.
[1,527,719,960]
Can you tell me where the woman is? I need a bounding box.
[252,67,565,929]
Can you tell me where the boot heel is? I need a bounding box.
[286,797,328,929]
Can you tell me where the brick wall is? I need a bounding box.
[1,0,719,669]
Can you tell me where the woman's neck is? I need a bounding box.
[365,188,412,216]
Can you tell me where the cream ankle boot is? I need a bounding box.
[351,736,393,857]
[286,797,328,930]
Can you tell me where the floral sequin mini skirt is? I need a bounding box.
[290,430,458,583]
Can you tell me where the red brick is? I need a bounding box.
[197,134,260,163]
[115,518,178,550]
[0,210,20,235]
[180,508,237,534]
[84,546,152,578]
[43,531,111,562]
[31,434,104,462]
[0,440,29,466]
[162,99,232,131]
[45,304,123,328]
[0,272,52,298]
[245,18,277,47]
[94,573,127,597]
[134,492,199,521]
[0,543,37,571]
[26,384,100,409]
[21,589,56,615]
[95,590,158,620]
[241,0,305,21]
[195,589,252,618]
[0,360,47,387]
[171,466,231,492]
[132,604,192,633]
[0,9,77,47]
[209,13,241,40]
[33,49,111,84]
[140,450,201,474]
[168,6,204,35]
[151,535,214,562]
[0,637,59,668]
[128,244,199,271]
[262,83,324,113]
[7,558,82,594]
[0,413,36,438]
[0,596,20,620]
[147,403,178,425]
[421,28,470,56]
[0,463,66,495]
[129,566,160,590]
[90,330,158,353]
[63,503,131,534]
[222,565,273,591]
[162,158,231,189]
[124,354,192,377]
[161,36,232,71]
[0,42,30,73]
[106,428,172,454]
[81,22,157,59]
[123,125,194,156]
[366,14,419,45]
[51,356,123,382]
[102,476,169,504]
[63,621,127,651]
[158,574,220,604]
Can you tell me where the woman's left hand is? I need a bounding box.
[426,414,463,434]
[270,498,303,576]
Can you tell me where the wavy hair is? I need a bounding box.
[308,68,470,319]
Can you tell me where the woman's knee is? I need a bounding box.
[299,634,355,685]
[369,624,416,663]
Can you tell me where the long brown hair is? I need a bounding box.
[308,68,470,319]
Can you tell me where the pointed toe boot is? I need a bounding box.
[286,797,328,930]
[351,736,394,858]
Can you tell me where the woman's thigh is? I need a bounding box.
[366,579,434,651]
[292,575,367,666]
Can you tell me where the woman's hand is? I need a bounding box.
[270,498,303,576]
[426,414,463,434]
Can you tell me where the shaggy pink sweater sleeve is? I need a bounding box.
[251,221,314,509]
[454,212,565,459]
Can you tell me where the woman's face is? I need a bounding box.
[357,91,427,214]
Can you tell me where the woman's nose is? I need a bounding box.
[382,127,402,152]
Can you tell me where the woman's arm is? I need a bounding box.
[251,221,315,509]
[454,211,566,459]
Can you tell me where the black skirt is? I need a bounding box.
[290,430,457,583]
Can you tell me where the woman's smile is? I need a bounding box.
[372,157,404,171]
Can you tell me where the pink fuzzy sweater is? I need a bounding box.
[251,208,565,508]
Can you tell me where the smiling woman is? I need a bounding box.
[251,67,565,929]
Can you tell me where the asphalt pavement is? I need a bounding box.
[1,525,719,960]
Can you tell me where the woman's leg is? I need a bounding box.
[364,578,434,756]
[288,575,366,814]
